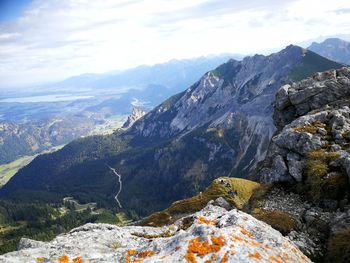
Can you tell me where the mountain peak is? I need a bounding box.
[122,107,146,129]
[308,38,350,65]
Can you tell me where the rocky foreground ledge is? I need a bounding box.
[0,203,310,263]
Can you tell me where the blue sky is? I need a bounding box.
[0,0,31,22]
[0,0,350,88]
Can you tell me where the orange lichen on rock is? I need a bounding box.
[58,255,69,263]
[210,236,226,252]
[187,237,214,256]
[250,240,261,247]
[188,236,223,255]
[197,216,218,226]
[249,251,262,260]
[240,228,253,238]
[231,235,243,241]
[210,254,218,261]
[264,244,272,250]
[138,251,155,258]
[220,252,229,263]
[125,255,131,263]
[127,250,137,256]
[36,258,46,262]
[184,251,197,263]
[231,235,248,243]
[268,255,283,263]
[73,257,83,263]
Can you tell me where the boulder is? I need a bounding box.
[0,204,311,263]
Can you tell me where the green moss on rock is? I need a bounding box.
[303,149,347,203]
[327,228,350,263]
[141,177,261,227]
[252,208,298,235]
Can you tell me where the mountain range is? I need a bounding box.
[0,45,343,217]
[1,64,350,263]
[0,38,350,261]
[0,55,234,166]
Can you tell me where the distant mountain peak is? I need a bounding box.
[122,107,146,129]
[0,45,344,218]
[308,38,350,65]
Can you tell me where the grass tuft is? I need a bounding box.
[252,209,298,235]
[294,121,326,134]
[327,228,350,263]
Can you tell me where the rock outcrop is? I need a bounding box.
[253,68,350,261]
[259,67,350,184]
[122,107,146,129]
[0,203,311,263]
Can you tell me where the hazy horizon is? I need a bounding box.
[1,0,350,88]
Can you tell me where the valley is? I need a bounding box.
[1,0,350,261]
[0,38,349,262]
[0,56,232,166]
[0,145,64,186]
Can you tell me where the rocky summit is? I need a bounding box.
[0,203,310,263]
[122,107,146,129]
[260,67,350,183]
[251,67,350,261]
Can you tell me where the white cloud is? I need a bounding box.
[0,0,349,87]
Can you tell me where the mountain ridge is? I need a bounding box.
[308,38,350,65]
[0,45,344,217]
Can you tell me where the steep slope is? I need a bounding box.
[0,55,235,166]
[258,67,350,185]
[0,203,311,263]
[0,46,344,216]
[308,38,350,65]
[122,107,146,129]
[0,116,97,165]
[251,68,350,261]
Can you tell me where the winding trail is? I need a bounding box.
[106,164,123,208]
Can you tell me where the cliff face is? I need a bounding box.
[128,46,306,175]
[0,117,97,165]
[122,107,146,129]
[253,68,350,261]
[0,203,311,263]
[259,67,350,184]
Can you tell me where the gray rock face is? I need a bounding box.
[17,239,45,250]
[255,187,350,259]
[260,67,350,183]
[286,152,303,182]
[122,107,146,129]
[128,45,309,176]
[0,204,311,263]
[274,68,350,129]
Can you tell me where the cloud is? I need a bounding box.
[335,8,350,14]
[0,0,350,87]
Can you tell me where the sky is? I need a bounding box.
[0,0,350,88]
